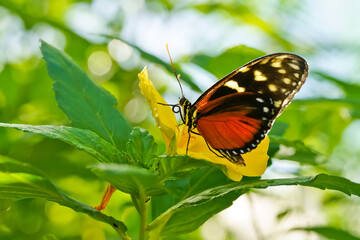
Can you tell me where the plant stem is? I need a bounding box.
[113,225,131,240]
[138,188,148,240]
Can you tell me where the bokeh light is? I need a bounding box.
[88,51,112,76]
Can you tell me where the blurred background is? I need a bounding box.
[1,0,360,239]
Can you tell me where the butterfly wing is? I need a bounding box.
[193,53,308,117]
[195,92,275,164]
[192,53,308,164]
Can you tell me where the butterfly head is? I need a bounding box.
[178,97,194,126]
[179,97,187,106]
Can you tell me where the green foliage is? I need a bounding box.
[192,45,265,78]
[40,41,132,151]
[0,156,127,235]
[314,71,360,99]
[0,123,124,163]
[152,173,360,237]
[282,99,355,155]
[269,135,322,165]
[0,155,68,202]
[91,164,165,196]
[156,155,211,180]
[1,2,360,238]
[293,226,360,240]
[126,127,158,169]
[0,38,359,240]
[301,173,360,196]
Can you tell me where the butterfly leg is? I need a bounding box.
[186,128,191,154]
[189,130,200,135]
[204,141,225,158]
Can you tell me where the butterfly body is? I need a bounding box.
[178,53,308,165]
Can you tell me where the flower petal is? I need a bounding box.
[176,125,269,181]
[236,136,269,177]
[138,67,178,154]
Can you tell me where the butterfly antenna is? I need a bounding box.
[166,43,184,98]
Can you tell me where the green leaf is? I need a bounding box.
[151,168,231,222]
[192,3,294,50]
[126,127,157,169]
[157,155,211,181]
[301,173,360,196]
[153,189,242,237]
[0,155,68,202]
[90,164,166,196]
[0,156,127,234]
[293,226,360,240]
[267,122,288,158]
[40,41,131,150]
[270,121,288,136]
[192,45,265,79]
[0,123,123,163]
[102,35,201,92]
[42,234,59,240]
[150,173,360,236]
[314,71,360,99]
[281,98,356,154]
[269,135,323,165]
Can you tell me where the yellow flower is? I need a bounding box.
[139,67,269,181]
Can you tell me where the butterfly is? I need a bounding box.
[167,52,308,166]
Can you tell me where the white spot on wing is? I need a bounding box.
[254,70,267,81]
[283,78,291,84]
[256,98,264,103]
[224,80,246,92]
[263,107,269,113]
[288,63,300,70]
[274,100,282,108]
[255,75,267,81]
[268,84,277,92]
[271,61,282,68]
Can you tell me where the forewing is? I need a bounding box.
[194,53,308,117]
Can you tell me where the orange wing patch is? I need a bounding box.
[196,113,262,150]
